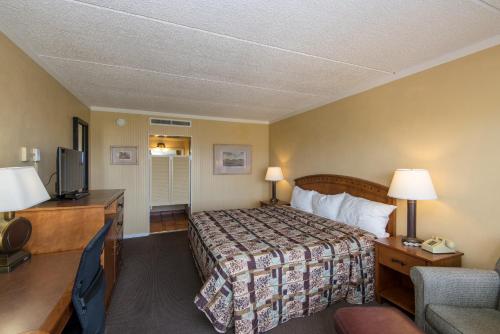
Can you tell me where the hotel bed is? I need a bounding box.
[188,174,396,334]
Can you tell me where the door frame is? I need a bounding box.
[147,133,193,233]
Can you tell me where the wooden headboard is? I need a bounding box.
[295,174,396,236]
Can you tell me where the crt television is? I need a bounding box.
[56,147,88,199]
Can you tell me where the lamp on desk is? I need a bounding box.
[0,167,50,272]
[265,167,284,204]
[388,169,437,246]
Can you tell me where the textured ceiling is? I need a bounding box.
[1,0,499,123]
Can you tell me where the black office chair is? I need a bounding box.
[71,219,113,334]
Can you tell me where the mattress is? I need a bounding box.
[188,205,376,334]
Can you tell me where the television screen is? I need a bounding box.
[56,147,85,196]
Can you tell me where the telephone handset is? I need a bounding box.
[421,236,456,254]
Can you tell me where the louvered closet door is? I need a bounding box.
[151,156,170,206]
[171,156,190,205]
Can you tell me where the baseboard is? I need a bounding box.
[123,233,149,239]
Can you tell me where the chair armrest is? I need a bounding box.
[410,266,500,328]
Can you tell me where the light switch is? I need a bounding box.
[20,147,28,162]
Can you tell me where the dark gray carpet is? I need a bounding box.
[106,231,375,334]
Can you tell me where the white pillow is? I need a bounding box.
[337,193,396,238]
[311,192,346,221]
[290,186,316,213]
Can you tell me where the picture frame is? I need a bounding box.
[111,146,138,165]
[213,144,252,175]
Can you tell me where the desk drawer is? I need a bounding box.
[105,195,124,215]
[116,195,124,214]
[378,247,425,275]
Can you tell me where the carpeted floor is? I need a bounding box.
[106,231,376,334]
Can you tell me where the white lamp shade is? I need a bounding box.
[388,169,437,200]
[0,167,50,212]
[265,167,284,181]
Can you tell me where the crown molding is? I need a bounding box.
[90,106,270,125]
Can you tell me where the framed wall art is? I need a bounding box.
[213,144,252,175]
[111,146,138,165]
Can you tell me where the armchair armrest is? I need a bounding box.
[410,266,500,328]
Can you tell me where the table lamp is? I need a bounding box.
[265,167,284,204]
[0,166,50,272]
[388,169,437,246]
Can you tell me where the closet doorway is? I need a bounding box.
[149,135,191,233]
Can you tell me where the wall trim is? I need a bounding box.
[270,35,500,123]
[91,106,270,125]
[123,232,149,239]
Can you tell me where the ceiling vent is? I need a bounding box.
[150,118,191,127]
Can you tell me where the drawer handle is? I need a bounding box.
[391,258,406,266]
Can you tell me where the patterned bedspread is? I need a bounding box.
[188,205,376,334]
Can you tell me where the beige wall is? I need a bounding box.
[270,46,500,269]
[90,111,269,235]
[0,33,89,191]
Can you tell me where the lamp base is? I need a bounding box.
[0,250,31,273]
[402,236,422,247]
[269,181,279,204]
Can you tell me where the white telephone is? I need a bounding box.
[421,236,456,254]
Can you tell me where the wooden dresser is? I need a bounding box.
[0,189,125,334]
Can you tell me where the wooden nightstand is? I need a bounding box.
[260,200,289,207]
[375,236,463,314]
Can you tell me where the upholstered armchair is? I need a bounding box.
[410,259,500,334]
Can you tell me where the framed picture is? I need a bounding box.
[111,146,138,165]
[213,144,252,175]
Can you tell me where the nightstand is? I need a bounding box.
[375,236,463,314]
[260,200,289,207]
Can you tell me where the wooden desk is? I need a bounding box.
[0,189,125,334]
[0,251,81,334]
[21,190,125,304]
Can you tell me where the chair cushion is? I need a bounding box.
[426,304,500,334]
[334,306,422,334]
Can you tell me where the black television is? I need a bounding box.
[56,147,88,199]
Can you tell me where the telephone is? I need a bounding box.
[421,237,456,254]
